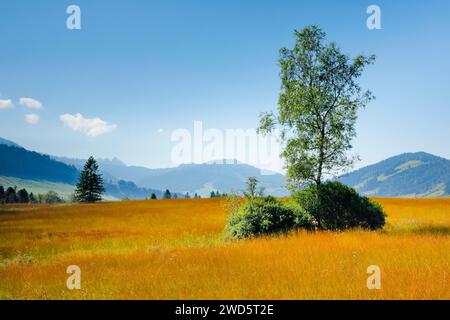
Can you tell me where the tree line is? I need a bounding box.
[148,189,226,200]
[0,186,64,204]
[0,156,226,205]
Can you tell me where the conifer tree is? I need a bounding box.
[17,189,30,203]
[0,186,5,204]
[5,187,17,204]
[75,156,105,203]
[163,189,172,199]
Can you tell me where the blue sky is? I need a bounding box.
[1,0,449,171]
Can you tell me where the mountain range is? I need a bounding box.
[0,137,449,199]
[0,139,287,199]
[52,156,287,197]
[0,143,164,200]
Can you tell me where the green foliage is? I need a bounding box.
[75,156,105,203]
[258,25,375,189]
[293,181,386,231]
[150,193,157,199]
[226,196,313,239]
[243,177,264,200]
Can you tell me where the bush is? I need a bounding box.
[226,196,313,239]
[293,181,386,231]
[42,191,65,204]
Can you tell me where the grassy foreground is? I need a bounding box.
[0,198,449,300]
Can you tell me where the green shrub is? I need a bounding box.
[226,196,313,239]
[293,181,386,231]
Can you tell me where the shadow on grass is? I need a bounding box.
[383,223,450,236]
[410,225,450,236]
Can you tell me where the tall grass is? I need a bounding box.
[0,198,448,299]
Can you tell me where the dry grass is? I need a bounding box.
[0,198,449,300]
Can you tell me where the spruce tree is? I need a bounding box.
[75,156,105,203]
[150,193,157,200]
[5,187,17,204]
[17,189,30,203]
[0,186,5,204]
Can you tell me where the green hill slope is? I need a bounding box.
[339,152,450,197]
[0,176,75,198]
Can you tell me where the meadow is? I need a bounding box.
[0,198,449,300]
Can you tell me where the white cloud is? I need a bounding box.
[19,97,43,109]
[25,113,40,125]
[158,128,164,133]
[0,99,14,109]
[60,113,117,137]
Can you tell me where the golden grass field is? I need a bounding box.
[0,198,449,300]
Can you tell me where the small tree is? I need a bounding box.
[150,193,157,200]
[185,192,190,199]
[243,177,264,201]
[75,156,105,203]
[163,189,172,199]
[37,194,45,204]
[29,192,37,204]
[258,25,375,189]
[44,191,64,204]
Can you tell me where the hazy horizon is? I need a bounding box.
[1,0,449,172]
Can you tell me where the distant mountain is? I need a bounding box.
[339,152,450,197]
[6,136,449,199]
[0,142,165,200]
[137,162,287,197]
[0,137,21,148]
[0,144,79,184]
[55,155,287,197]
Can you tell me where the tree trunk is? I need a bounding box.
[316,120,326,188]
